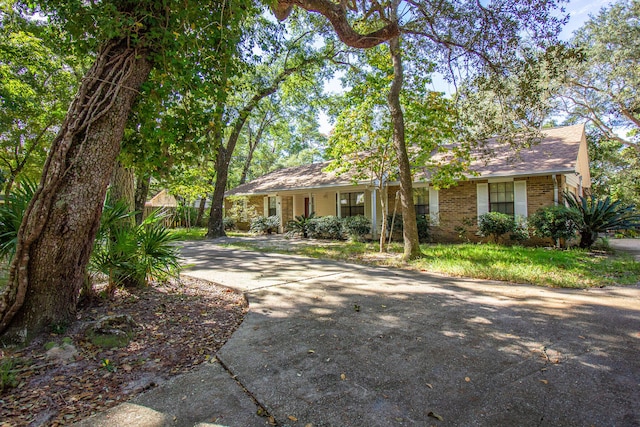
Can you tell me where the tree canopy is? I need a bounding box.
[556,0,639,149]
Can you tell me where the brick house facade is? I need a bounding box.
[224,125,590,242]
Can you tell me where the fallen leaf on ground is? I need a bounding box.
[428,411,444,421]
[288,415,298,421]
[540,379,549,384]
[340,373,346,380]
[465,377,471,382]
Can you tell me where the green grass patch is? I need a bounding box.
[167,227,208,241]
[414,244,640,288]
[224,239,640,289]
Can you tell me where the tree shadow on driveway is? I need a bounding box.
[181,240,640,426]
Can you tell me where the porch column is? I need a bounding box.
[336,191,341,218]
[292,194,300,218]
[276,195,283,233]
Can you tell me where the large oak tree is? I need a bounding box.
[0,0,399,341]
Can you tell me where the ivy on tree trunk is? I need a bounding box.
[0,40,152,340]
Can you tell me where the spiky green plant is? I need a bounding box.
[286,213,316,238]
[0,180,37,260]
[564,192,640,248]
[90,203,181,293]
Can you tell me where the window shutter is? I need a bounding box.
[514,181,528,218]
[263,197,268,217]
[429,188,440,225]
[477,183,489,217]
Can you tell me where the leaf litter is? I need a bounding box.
[0,276,248,426]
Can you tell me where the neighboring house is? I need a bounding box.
[224,124,591,242]
[144,189,178,222]
[145,189,178,210]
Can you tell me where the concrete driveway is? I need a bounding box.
[178,239,640,427]
[609,238,640,261]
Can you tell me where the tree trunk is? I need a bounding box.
[206,64,298,239]
[108,161,136,212]
[196,196,207,227]
[134,172,151,225]
[379,184,388,252]
[206,146,230,238]
[0,40,152,341]
[388,36,421,261]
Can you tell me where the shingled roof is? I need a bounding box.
[226,162,364,196]
[227,124,588,196]
[467,124,587,177]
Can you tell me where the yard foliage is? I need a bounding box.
[565,192,640,248]
[477,212,516,243]
[222,238,640,289]
[529,205,581,245]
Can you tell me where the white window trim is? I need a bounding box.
[477,183,489,218]
[429,188,440,225]
[514,180,528,219]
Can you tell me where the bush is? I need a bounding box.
[250,215,280,234]
[510,220,530,242]
[286,213,315,238]
[309,215,344,240]
[478,212,516,243]
[342,215,371,242]
[565,191,640,248]
[416,215,431,243]
[386,214,431,243]
[90,203,182,294]
[223,217,236,231]
[529,205,580,246]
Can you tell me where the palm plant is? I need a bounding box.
[286,213,316,238]
[0,180,37,260]
[564,191,640,248]
[90,203,181,294]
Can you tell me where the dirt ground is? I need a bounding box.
[0,276,248,426]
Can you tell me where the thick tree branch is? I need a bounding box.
[274,0,399,48]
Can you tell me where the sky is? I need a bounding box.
[317,0,616,133]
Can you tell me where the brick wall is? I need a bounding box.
[388,176,559,243]
[224,195,264,231]
[526,175,556,214]
[434,180,481,242]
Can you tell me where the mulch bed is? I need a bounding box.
[0,276,248,426]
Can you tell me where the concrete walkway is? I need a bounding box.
[79,238,640,426]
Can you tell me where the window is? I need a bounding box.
[413,187,430,216]
[340,192,365,217]
[489,182,514,215]
[268,197,277,217]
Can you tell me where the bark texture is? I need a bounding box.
[388,36,421,261]
[0,40,152,340]
[108,161,136,212]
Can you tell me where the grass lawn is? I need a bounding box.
[167,227,208,241]
[221,238,640,289]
